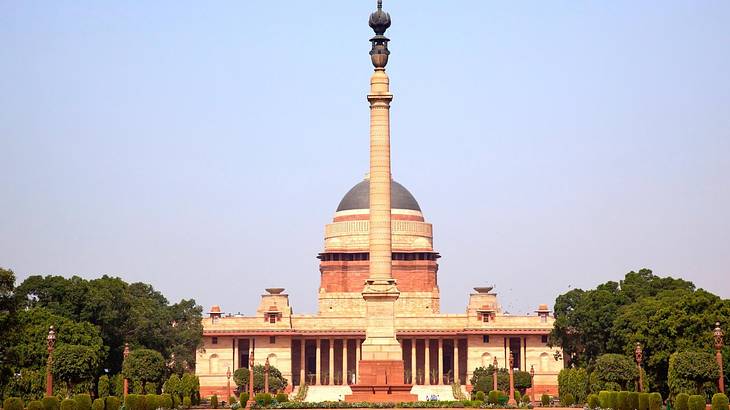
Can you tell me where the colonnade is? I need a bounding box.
[292,337,467,386]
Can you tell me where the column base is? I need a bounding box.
[345,360,417,403]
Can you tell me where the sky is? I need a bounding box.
[1,1,728,316]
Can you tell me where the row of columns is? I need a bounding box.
[299,338,362,386]
[295,338,464,386]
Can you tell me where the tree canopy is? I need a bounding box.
[549,268,730,396]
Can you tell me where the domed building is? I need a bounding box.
[195,1,562,401]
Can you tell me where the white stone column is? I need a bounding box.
[438,338,444,385]
[315,339,321,385]
[411,339,417,385]
[355,339,361,384]
[342,339,348,385]
[425,338,431,385]
[454,339,460,385]
[329,338,335,385]
[299,340,305,386]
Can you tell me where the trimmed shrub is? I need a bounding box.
[649,393,662,410]
[488,391,500,405]
[618,391,630,410]
[210,395,218,409]
[475,391,485,402]
[4,398,24,410]
[639,393,650,410]
[28,400,45,410]
[125,394,144,410]
[144,394,159,410]
[588,394,600,409]
[611,392,621,410]
[182,397,191,409]
[73,395,92,410]
[275,393,288,403]
[559,368,589,405]
[676,393,690,410]
[599,391,612,409]
[92,399,105,410]
[542,394,551,407]
[105,396,121,410]
[61,399,78,410]
[521,392,532,404]
[99,375,111,398]
[628,392,640,410]
[712,393,728,410]
[160,394,173,409]
[561,393,576,407]
[515,391,521,403]
[43,397,61,410]
[254,393,272,406]
[239,393,249,405]
[688,395,705,410]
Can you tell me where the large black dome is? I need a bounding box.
[336,179,421,212]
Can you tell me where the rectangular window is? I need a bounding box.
[269,336,276,344]
[483,335,490,343]
[212,337,218,345]
[269,314,276,324]
[482,314,489,323]
[541,335,548,344]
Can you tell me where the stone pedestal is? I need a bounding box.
[346,360,417,402]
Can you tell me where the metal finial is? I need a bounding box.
[377,0,382,9]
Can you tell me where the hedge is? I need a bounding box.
[676,393,690,410]
[105,396,121,410]
[628,392,639,410]
[688,395,705,410]
[488,391,500,405]
[256,393,273,406]
[73,395,92,410]
[161,394,173,409]
[639,393,650,410]
[182,396,191,409]
[210,395,219,409]
[240,393,250,405]
[28,400,45,410]
[125,394,145,410]
[541,394,551,407]
[649,393,662,410]
[588,394,600,409]
[43,396,61,410]
[61,399,78,410]
[474,392,485,402]
[618,391,629,410]
[711,393,728,410]
[144,394,158,410]
[599,391,612,409]
[561,393,575,406]
[276,393,289,403]
[92,399,105,410]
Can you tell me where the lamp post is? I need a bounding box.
[635,342,644,392]
[714,322,725,393]
[492,356,498,392]
[226,367,232,402]
[46,326,56,397]
[245,350,255,409]
[264,357,270,394]
[123,343,130,397]
[508,352,516,405]
[530,365,535,403]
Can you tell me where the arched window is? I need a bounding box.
[268,353,278,368]
[481,352,493,368]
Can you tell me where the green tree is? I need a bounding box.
[667,351,720,396]
[122,349,164,390]
[52,345,100,392]
[590,354,638,392]
[558,367,589,403]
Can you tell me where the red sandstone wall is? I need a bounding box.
[320,260,438,292]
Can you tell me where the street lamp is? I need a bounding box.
[635,342,644,392]
[264,358,270,394]
[530,365,535,403]
[46,326,56,397]
[492,356,498,392]
[714,322,725,393]
[508,352,516,405]
[123,343,130,397]
[226,367,232,402]
[245,350,255,410]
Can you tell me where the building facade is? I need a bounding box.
[196,182,563,397]
[195,1,562,400]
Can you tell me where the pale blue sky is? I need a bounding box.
[1,1,728,315]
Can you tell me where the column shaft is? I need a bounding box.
[454,339,460,385]
[424,338,431,385]
[299,340,305,386]
[315,339,321,385]
[355,339,361,384]
[411,339,417,385]
[342,339,348,385]
[438,338,444,385]
[328,338,335,385]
